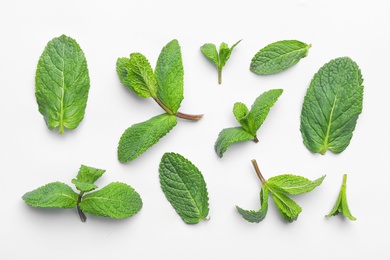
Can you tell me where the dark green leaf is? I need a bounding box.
[236,186,269,223]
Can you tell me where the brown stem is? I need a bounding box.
[253,136,259,143]
[77,192,87,222]
[251,159,267,184]
[153,97,173,114]
[176,112,204,121]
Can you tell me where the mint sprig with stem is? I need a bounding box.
[116,39,203,162]
[22,165,142,222]
[237,160,325,223]
[326,174,356,220]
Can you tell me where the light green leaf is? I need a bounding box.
[250,89,283,132]
[236,186,269,223]
[219,40,241,68]
[326,174,356,220]
[159,152,209,224]
[214,127,255,158]
[233,102,255,135]
[116,57,132,89]
[155,39,184,113]
[200,43,219,67]
[267,174,325,195]
[271,191,302,222]
[250,40,311,75]
[35,34,90,134]
[118,113,177,162]
[300,57,364,154]
[22,182,78,208]
[79,182,142,219]
[71,165,106,192]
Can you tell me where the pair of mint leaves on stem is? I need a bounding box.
[22,165,142,222]
[116,40,202,162]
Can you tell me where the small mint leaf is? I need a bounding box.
[326,174,356,220]
[214,127,255,158]
[271,191,302,222]
[236,186,269,223]
[267,174,325,195]
[200,43,219,67]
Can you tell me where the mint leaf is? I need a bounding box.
[118,113,177,162]
[71,165,106,192]
[300,57,363,155]
[214,127,255,158]
[215,89,282,157]
[250,40,311,75]
[326,174,356,220]
[236,186,268,223]
[116,57,132,90]
[201,40,241,84]
[155,39,184,114]
[271,191,302,223]
[79,182,142,219]
[267,174,325,195]
[35,34,90,134]
[159,152,209,224]
[22,182,78,208]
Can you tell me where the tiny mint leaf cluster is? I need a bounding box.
[326,174,356,220]
[116,40,203,162]
[200,40,241,84]
[22,165,142,222]
[237,160,325,223]
[215,89,283,157]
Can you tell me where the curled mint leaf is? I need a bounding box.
[35,34,90,134]
[215,89,283,157]
[326,174,356,220]
[159,152,209,224]
[300,57,364,154]
[236,186,268,223]
[250,40,311,75]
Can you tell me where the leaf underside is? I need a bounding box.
[267,174,325,195]
[300,57,364,154]
[117,113,177,162]
[35,34,90,134]
[159,152,209,224]
[236,186,269,223]
[214,127,255,158]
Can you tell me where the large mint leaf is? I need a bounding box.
[250,40,311,75]
[214,127,255,158]
[22,182,78,208]
[300,57,364,154]
[267,174,325,195]
[155,39,184,114]
[250,89,283,132]
[79,182,142,219]
[236,186,269,223]
[159,152,209,224]
[35,35,90,134]
[326,174,356,220]
[118,113,177,162]
[71,165,106,192]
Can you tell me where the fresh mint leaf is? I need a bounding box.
[159,152,209,224]
[22,182,78,208]
[35,34,90,134]
[200,40,241,84]
[71,165,106,192]
[267,174,325,195]
[155,39,184,114]
[215,89,282,157]
[236,186,268,223]
[79,182,142,219]
[250,40,311,75]
[300,57,364,154]
[118,113,177,162]
[271,191,302,222]
[326,174,356,220]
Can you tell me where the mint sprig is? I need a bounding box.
[326,174,356,220]
[215,89,283,157]
[237,160,325,223]
[200,40,241,84]
[22,165,142,222]
[117,40,203,162]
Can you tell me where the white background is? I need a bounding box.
[1,0,389,259]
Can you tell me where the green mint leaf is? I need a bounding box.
[155,39,184,114]
[71,165,106,192]
[267,174,325,195]
[200,43,219,67]
[250,89,283,132]
[326,174,356,220]
[233,102,255,135]
[271,191,302,222]
[250,40,311,75]
[159,152,209,224]
[219,40,240,68]
[214,127,255,158]
[79,182,142,219]
[118,113,177,162]
[35,34,90,134]
[300,57,364,154]
[22,182,78,208]
[236,186,269,223]
[116,57,132,89]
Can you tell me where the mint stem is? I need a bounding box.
[218,69,222,84]
[251,159,267,184]
[154,97,203,121]
[77,192,87,222]
[253,136,259,143]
